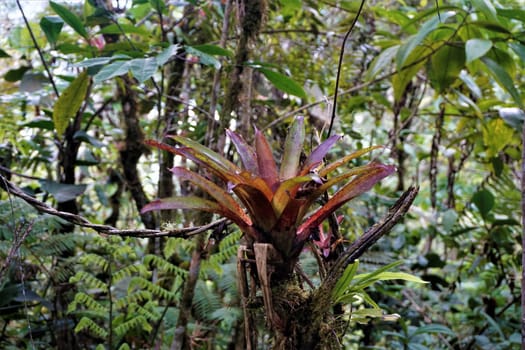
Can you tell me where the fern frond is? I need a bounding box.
[129,277,177,301]
[112,264,146,284]
[113,315,152,337]
[79,253,110,272]
[32,233,79,256]
[193,280,222,321]
[128,303,161,321]
[143,254,188,278]
[70,292,108,312]
[114,290,152,309]
[163,237,193,259]
[118,343,131,350]
[74,316,108,339]
[70,271,109,292]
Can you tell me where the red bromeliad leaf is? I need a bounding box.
[271,174,320,218]
[145,139,180,154]
[280,116,305,180]
[296,163,395,239]
[146,139,243,185]
[319,145,384,177]
[300,134,342,175]
[169,135,239,173]
[174,146,243,185]
[237,171,274,201]
[141,196,258,238]
[170,167,252,226]
[232,183,277,232]
[226,129,259,174]
[255,128,279,190]
[305,163,383,200]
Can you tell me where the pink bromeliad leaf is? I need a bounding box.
[141,196,257,235]
[170,166,252,227]
[226,129,259,174]
[280,116,305,181]
[232,183,277,232]
[300,134,342,175]
[296,163,395,239]
[255,127,279,190]
[169,135,240,173]
[271,174,320,218]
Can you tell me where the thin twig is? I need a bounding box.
[0,174,229,238]
[327,0,367,138]
[15,0,60,97]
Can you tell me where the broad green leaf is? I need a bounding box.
[441,209,458,233]
[482,58,523,109]
[332,260,360,300]
[170,166,252,227]
[226,129,258,173]
[471,0,499,23]
[499,107,525,131]
[465,39,492,64]
[280,116,305,180]
[0,49,10,58]
[366,45,398,80]
[20,72,48,93]
[149,0,166,13]
[411,324,456,337]
[482,118,515,157]
[99,24,150,36]
[21,117,54,130]
[50,1,88,39]
[471,189,494,219]
[73,130,104,148]
[93,60,131,84]
[255,128,279,190]
[497,8,525,23]
[350,261,403,289]
[4,66,31,82]
[191,44,233,58]
[396,11,455,69]
[156,44,180,66]
[74,55,131,68]
[258,67,307,99]
[40,16,64,46]
[53,71,89,136]
[297,163,395,236]
[39,180,87,202]
[393,45,429,101]
[186,46,221,69]
[509,43,525,65]
[354,271,427,283]
[129,57,157,83]
[428,44,465,93]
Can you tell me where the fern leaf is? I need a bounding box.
[70,271,108,292]
[74,316,108,339]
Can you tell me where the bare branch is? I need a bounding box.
[0,174,229,238]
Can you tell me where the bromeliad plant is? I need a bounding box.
[141,116,394,276]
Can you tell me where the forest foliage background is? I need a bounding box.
[0,0,523,349]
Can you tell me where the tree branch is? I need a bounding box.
[0,174,228,238]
